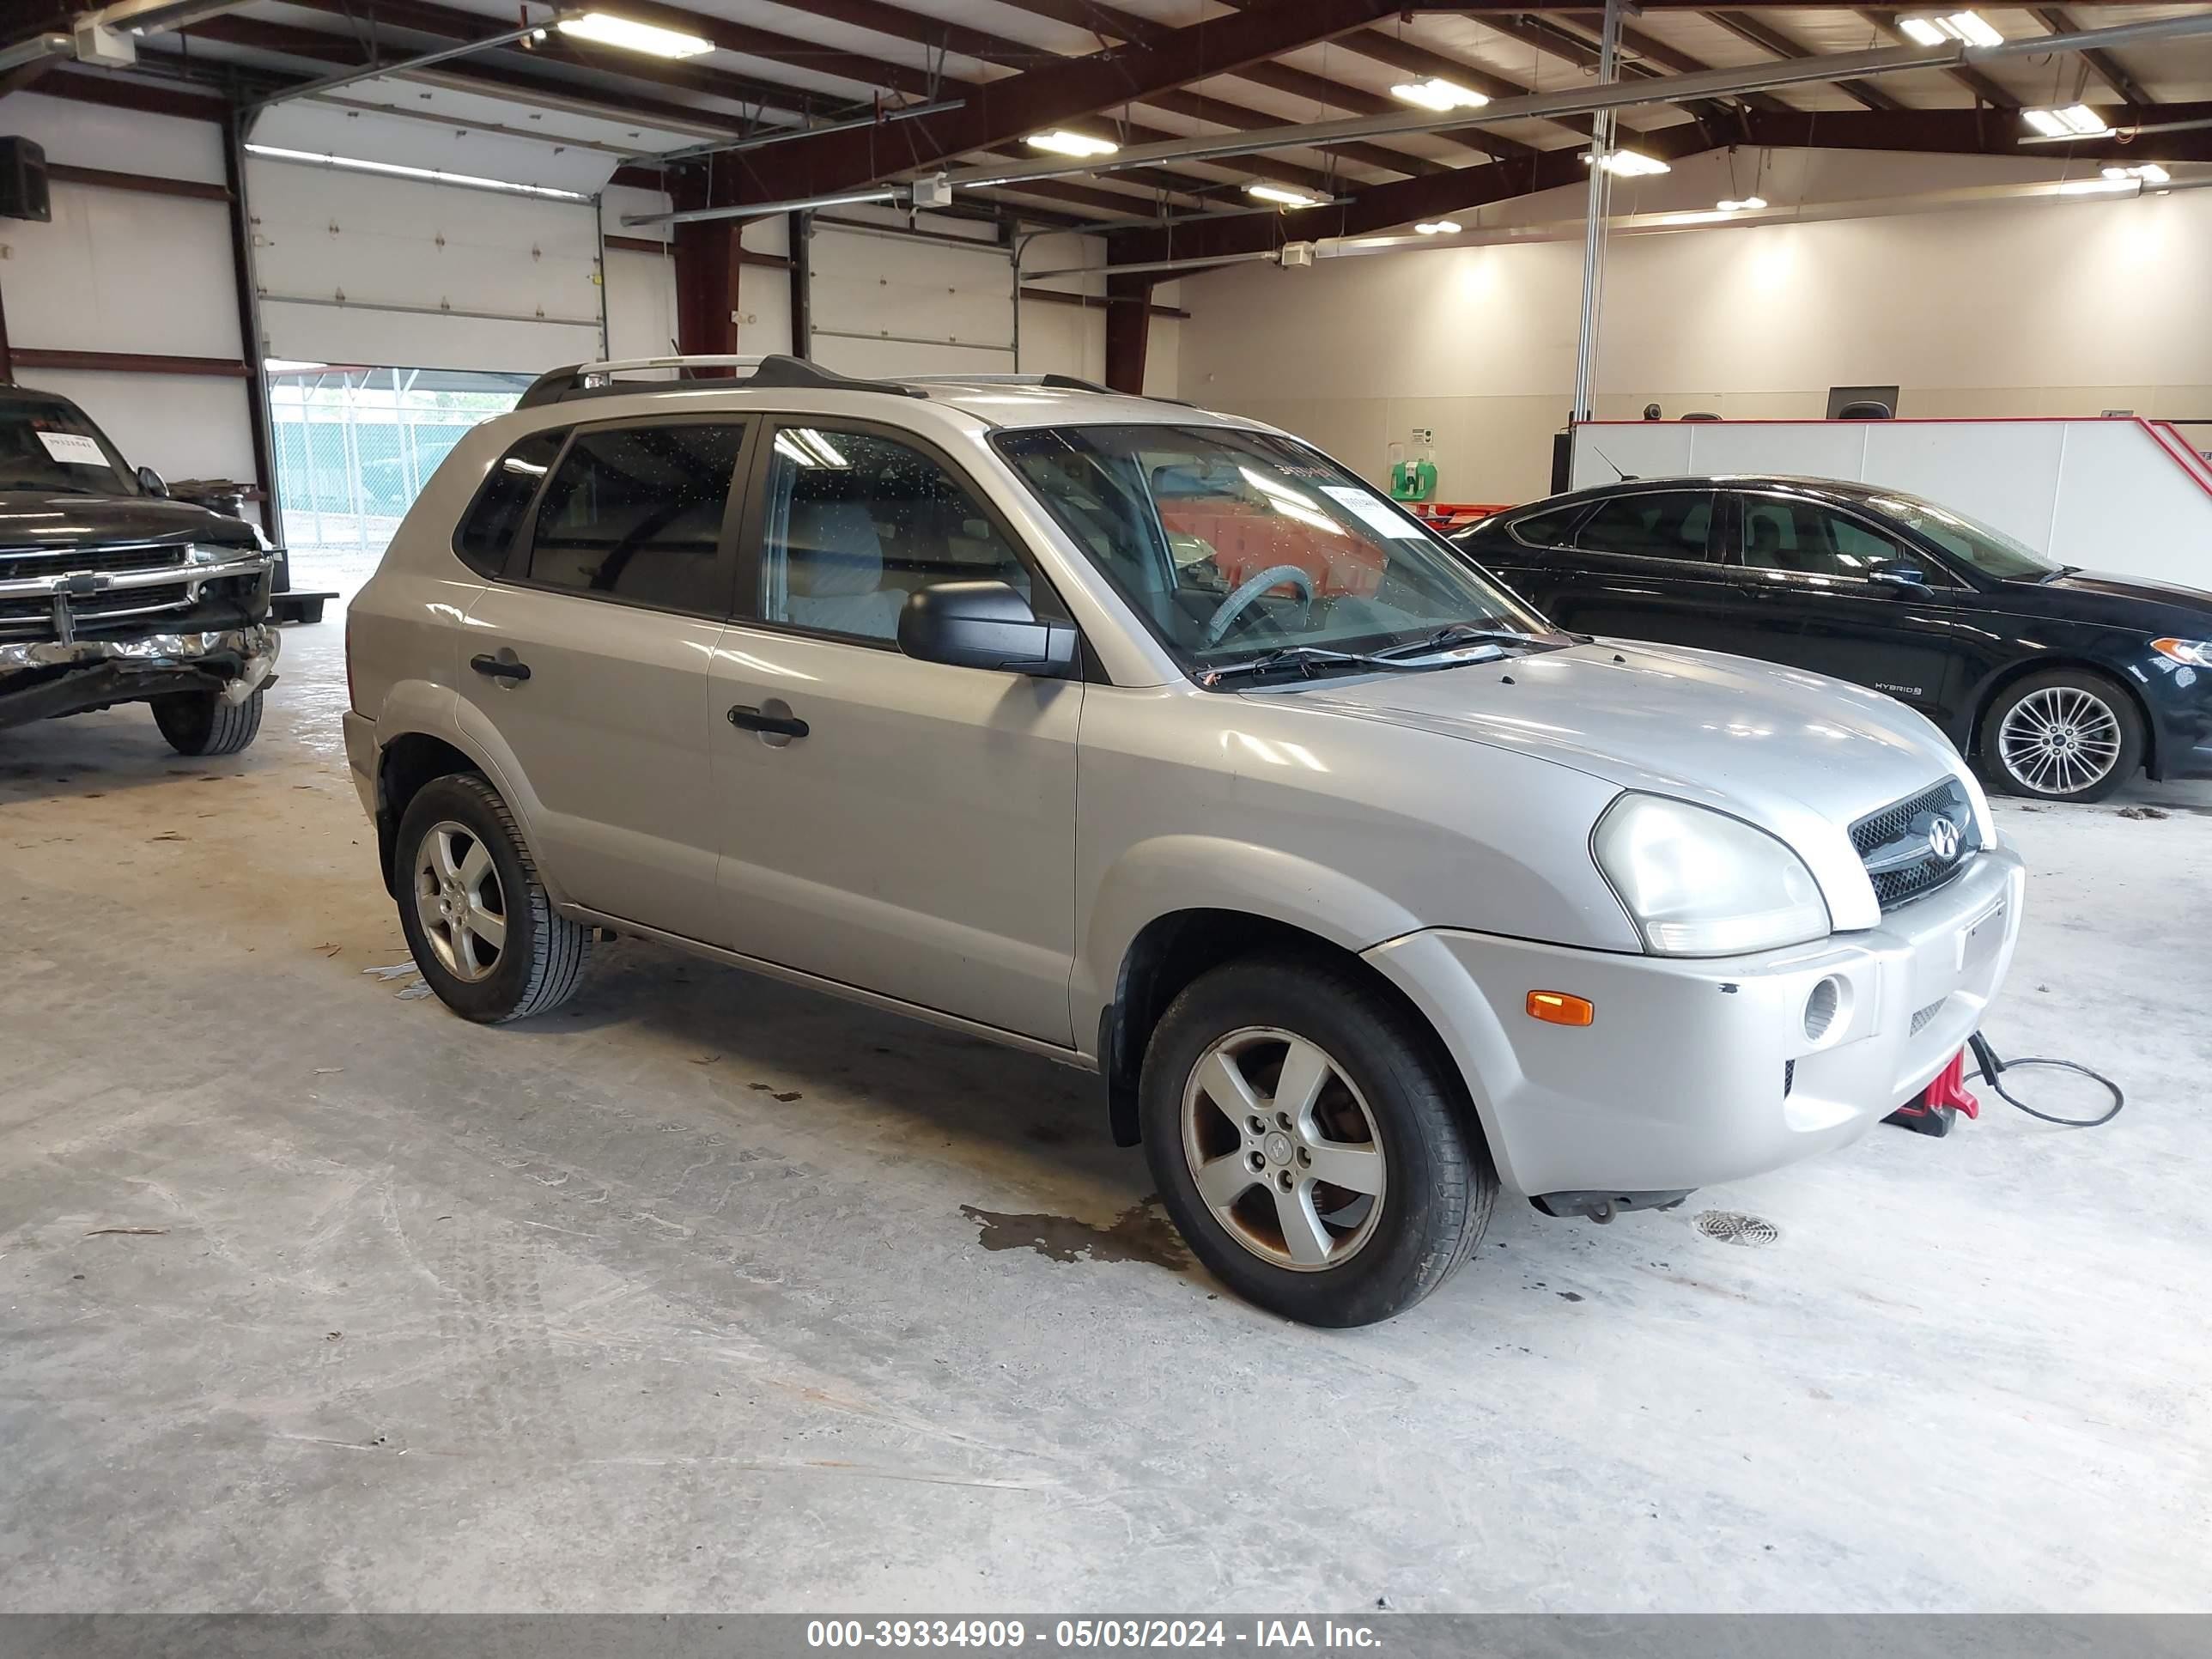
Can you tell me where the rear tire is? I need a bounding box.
[153,688,263,757]
[1139,955,1496,1328]
[1979,668,2142,803]
[395,772,592,1023]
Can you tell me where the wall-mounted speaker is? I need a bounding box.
[0,137,52,224]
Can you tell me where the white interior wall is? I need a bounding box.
[0,91,253,483]
[1176,153,2212,503]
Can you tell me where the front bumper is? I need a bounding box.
[0,623,281,730]
[1366,844,2026,1197]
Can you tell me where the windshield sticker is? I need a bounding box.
[1321,484,1425,539]
[37,431,108,467]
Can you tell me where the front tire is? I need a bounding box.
[153,688,263,757]
[394,772,592,1023]
[1139,956,1496,1328]
[1980,669,2142,803]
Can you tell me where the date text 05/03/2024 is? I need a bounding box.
[805,1620,1386,1650]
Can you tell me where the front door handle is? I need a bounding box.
[727,702,809,740]
[471,652,532,683]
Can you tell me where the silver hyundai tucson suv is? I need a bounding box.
[343,355,2025,1328]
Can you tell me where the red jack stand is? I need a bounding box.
[1884,1048,1981,1137]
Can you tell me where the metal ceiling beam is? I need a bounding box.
[943,13,2212,192]
[1563,14,1798,115]
[1481,12,1745,128]
[248,14,561,112]
[1707,12,1905,111]
[2033,6,2148,109]
[711,0,1428,207]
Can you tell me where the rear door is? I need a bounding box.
[1723,490,1967,717]
[456,416,750,940]
[1533,488,1764,653]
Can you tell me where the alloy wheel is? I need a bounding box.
[1996,685,2123,798]
[1179,1026,1388,1272]
[412,820,507,983]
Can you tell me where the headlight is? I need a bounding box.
[2151,638,2212,668]
[1593,793,1832,957]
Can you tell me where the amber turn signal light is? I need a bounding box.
[1526,991,1595,1026]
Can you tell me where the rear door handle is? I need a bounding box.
[471,653,532,683]
[727,703,808,739]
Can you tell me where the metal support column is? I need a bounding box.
[787,210,811,359]
[1571,0,1623,426]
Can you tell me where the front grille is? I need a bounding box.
[1851,778,1978,911]
[0,583,197,639]
[0,544,191,583]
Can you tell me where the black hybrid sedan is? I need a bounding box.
[1455,476,2212,803]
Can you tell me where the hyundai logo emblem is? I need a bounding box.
[1927,818,1963,862]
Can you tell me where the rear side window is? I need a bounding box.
[524,422,747,615]
[1508,505,1588,550]
[1574,492,1714,563]
[454,428,567,577]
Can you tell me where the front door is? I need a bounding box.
[456,417,750,940]
[709,417,1082,1047]
[1724,490,1966,719]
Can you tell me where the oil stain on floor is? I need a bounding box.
[959,1198,1190,1273]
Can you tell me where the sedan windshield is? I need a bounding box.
[994,424,1555,676]
[0,400,137,497]
[1862,490,2058,581]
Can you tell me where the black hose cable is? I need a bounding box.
[1966,1030,2125,1128]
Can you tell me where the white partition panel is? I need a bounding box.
[1571,418,2212,587]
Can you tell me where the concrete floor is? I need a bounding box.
[2,618,2207,1614]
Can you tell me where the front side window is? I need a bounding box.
[1573,492,1715,563]
[1860,491,2057,581]
[456,427,567,576]
[994,424,1551,673]
[525,422,745,613]
[0,397,136,497]
[1739,497,1911,581]
[757,425,1032,644]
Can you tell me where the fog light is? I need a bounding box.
[1803,976,1845,1042]
[1527,991,1595,1026]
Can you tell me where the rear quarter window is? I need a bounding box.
[453,427,568,577]
[1508,505,1589,550]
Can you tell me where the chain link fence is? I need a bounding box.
[270,368,528,598]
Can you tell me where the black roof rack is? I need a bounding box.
[515,353,927,410]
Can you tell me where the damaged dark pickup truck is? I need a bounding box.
[1,386,277,755]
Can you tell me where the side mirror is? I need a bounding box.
[898,580,1079,678]
[1869,566,1931,594]
[137,465,169,498]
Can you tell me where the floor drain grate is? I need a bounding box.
[1694,1209,1780,1247]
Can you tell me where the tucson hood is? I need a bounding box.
[1265,637,1990,931]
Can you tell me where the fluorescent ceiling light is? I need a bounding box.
[243,143,588,200]
[1716,196,1768,211]
[1390,77,1489,112]
[2103,162,2170,184]
[2057,176,2135,194]
[1584,149,1670,178]
[1414,220,1462,234]
[1247,184,1324,208]
[262,358,328,374]
[1898,10,2002,46]
[1025,130,1118,158]
[2022,104,2114,138]
[556,13,713,58]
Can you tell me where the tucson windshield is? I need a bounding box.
[1863,490,2058,581]
[0,399,137,497]
[994,424,1555,678]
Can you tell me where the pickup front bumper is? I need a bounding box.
[1367,844,2027,1199]
[0,623,281,730]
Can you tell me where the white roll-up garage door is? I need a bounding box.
[802,216,1016,380]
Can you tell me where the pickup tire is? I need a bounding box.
[394,772,592,1023]
[153,687,263,757]
[1139,956,1496,1328]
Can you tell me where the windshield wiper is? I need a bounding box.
[1370,623,1549,660]
[1199,645,1406,686]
